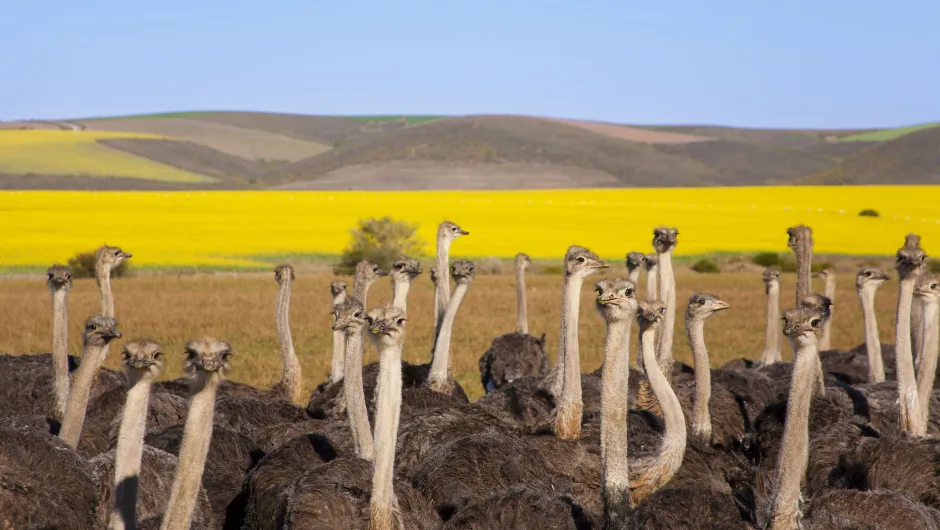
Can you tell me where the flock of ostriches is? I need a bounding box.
[1,222,939,530]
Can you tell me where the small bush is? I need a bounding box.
[67,250,131,279]
[753,252,781,268]
[335,216,424,275]
[779,256,798,273]
[478,257,504,275]
[540,265,564,275]
[691,258,720,274]
[929,259,940,274]
[859,209,880,217]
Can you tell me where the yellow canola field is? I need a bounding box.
[0,130,213,183]
[1,187,938,268]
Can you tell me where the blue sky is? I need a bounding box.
[2,1,938,128]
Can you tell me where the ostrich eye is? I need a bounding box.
[451,226,458,231]
[577,257,585,263]
[864,271,872,277]
[698,299,706,305]
[153,352,162,360]
[397,318,405,325]
[395,263,403,270]
[625,289,634,297]
[932,283,938,290]
[353,311,361,318]
[811,319,820,327]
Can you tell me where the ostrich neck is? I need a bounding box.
[768,335,818,530]
[600,316,632,527]
[913,297,925,369]
[344,326,374,460]
[549,274,570,396]
[370,340,404,530]
[916,299,939,425]
[159,373,220,530]
[428,282,469,392]
[329,294,347,385]
[632,323,686,505]
[275,281,301,402]
[59,341,109,448]
[761,283,781,365]
[552,275,585,440]
[51,289,70,419]
[432,278,440,335]
[352,277,372,311]
[435,234,452,340]
[687,318,712,442]
[97,269,115,318]
[108,371,155,530]
[391,278,411,312]
[627,268,640,287]
[819,277,836,351]
[646,265,659,302]
[895,275,926,436]
[859,287,885,383]
[794,242,812,305]
[656,251,676,373]
[516,265,528,335]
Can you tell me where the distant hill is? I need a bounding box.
[1,111,937,189]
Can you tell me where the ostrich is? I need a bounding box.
[353,260,389,311]
[908,233,926,368]
[625,251,645,286]
[551,245,610,439]
[857,267,891,383]
[761,268,782,365]
[787,225,813,305]
[389,257,422,313]
[107,339,164,530]
[894,245,928,436]
[433,221,469,340]
[49,264,72,419]
[428,260,475,395]
[916,273,940,424]
[653,227,678,375]
[155,338,230,530]
[270,264,302,403]
[59,316,123,448]
[813,268,837,351]
[332,298,375,460]
[329,280,348,384]
[514,252,532,334]
[643,253,659,302]
[96,244,132,319]
[594,277,638,528]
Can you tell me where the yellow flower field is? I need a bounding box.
[0,130,213,183]
[0,187,938,269]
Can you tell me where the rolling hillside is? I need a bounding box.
[1,112,937,189]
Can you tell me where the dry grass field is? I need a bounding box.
[0,270,899,402]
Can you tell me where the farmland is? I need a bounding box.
[0,186,938,271]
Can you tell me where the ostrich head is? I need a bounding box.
[594,278,637,322]
[429,267,438,283]
[783,307,824,347]
[96,245,132,272]
[46,264,72,292]
[687,293,731,321]
[813,268,835,282]
[652,227,679,253]
[83,315,122,347]
[515,252,532,270]
[355,261,388,284]
[564,246,609,278]
[762,268,780,294]
[439,220,469,243]
[331,298,368,332]
[330,280,348,298]
[367,306,408,349]
[786,225,813,252]
[274,264,295,284]
[896,246,928,280]
[122,339,164,378]
[856,267,889,290]
[642,253,659,271]
[625,252,645,272]
[915,274,940,302]
[452,260,476,285]
[637,300,666,331]
[391,257,422,282]
[183,338,232,375]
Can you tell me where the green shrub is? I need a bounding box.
[691,258,720,274]
[540,265,564,275]
[752,252,781,268]
[859,209,879,217]
[779,256,798,273]
[335,216,424,275]
[67,250,132,279]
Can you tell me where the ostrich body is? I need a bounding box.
[157,338,229,530]
[551,246,610,439]
[428,260,475,394]
[916,274,940,424]
[390,257,422,313]
[760,268,782,365]
[643,253,659,303]
[434,220,469,343]
[814,268,836,351]
[625,251,645,288]
[653,227,678,375]
[329,280,348,384]
[479,253,549,393]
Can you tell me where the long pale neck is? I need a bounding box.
[391,278,411,313]
[761,283,781,365]
[646,265,658,302]
[656,251,676,373]
[895,276,926,436]
[159,373,220,530]
[428,283,469,393]
[275,281,302,402]
[344,326,374,460]
[97,269,115,319]
[435,234,452,340]
[627,268,640,287]
[916,299,939,425]
[353,278,372,311]
[768,336,818,530]
[600,317,632,528]
[552,276,585,440]
[632,323,686,505]
[51,289,70,420]
[516,265,528,335]
[819,278,836,351]
[549,274,570,397]
[108,370,156,530]
[59,342,109,448]
[369,340,404,530]
[687,318,712,443]
[432,278,440,333]
[913,297,925,369]
[794,245,812,305]
[330,294,347,385]
[859,287,885,383]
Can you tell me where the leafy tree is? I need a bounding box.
[336,216,424,274]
